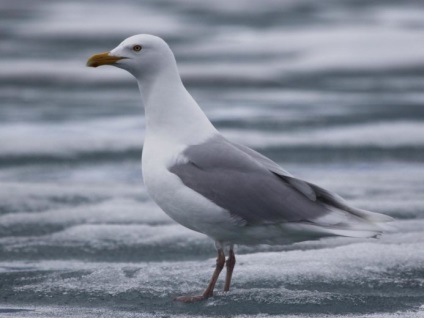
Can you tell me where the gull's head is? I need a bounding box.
[86,34,175,78]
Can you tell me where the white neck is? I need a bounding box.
[136,61,217,145]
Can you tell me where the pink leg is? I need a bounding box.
[224,248,236,292]
[175,248,225,303]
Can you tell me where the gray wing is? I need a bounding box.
[234,141,393,223]
[169,134,331,225]
[230,141,317,201]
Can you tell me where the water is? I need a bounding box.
[1,0,424,317]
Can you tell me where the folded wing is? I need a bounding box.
[169,134,393,233]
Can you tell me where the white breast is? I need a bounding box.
[141,134,237,240]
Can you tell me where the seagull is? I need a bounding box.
[87,34,393,302]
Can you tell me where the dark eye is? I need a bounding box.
[132,45,142,52]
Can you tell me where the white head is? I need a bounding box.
[87,34,216,140]
[87,34,177,80]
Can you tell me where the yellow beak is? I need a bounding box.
[86,52,127,67]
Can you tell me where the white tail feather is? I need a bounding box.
[348,208,394,223]
[304,207,395,239]
[321,228,381,239]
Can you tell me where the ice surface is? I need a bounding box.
[1,234,423,316]
[223,121,424,148]
[1,305,422,318]
[0,116,145,157]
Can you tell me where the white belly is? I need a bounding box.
[141,135,237,240]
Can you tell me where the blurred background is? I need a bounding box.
[1,0,424,317]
